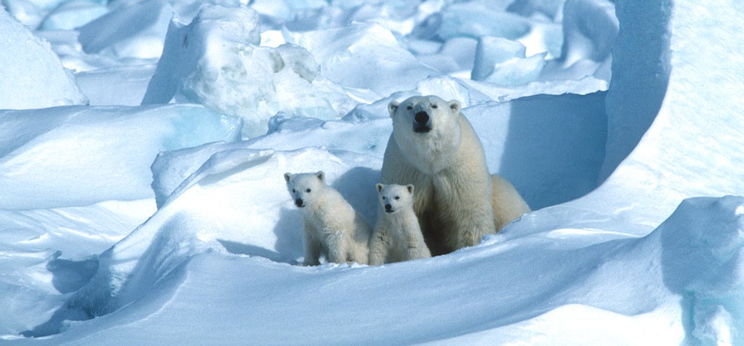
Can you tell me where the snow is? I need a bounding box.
[1,0,744,344]
[0,7,87,109]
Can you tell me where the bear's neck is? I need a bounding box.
[378,207,418,229]
[394,125,461,175]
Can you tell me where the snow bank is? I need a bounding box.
[23,195,744,344]
[143,5,358,137]
[0,104,240,210]
[0,7,87,109]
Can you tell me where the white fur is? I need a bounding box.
[369,184,431,265]
[382,95,530,255]
[284,172,371,265]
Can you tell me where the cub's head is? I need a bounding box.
[375,183,414,214]
[284,171,325,208]
[388,95,461,135]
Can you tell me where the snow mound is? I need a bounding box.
[0,7,87,109]
[143,5,357,137]
[0,104,241,210]
[28,195,744,344]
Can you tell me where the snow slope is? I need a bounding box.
[1,0,743,344]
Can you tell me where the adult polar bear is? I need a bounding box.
[381,95,530,255]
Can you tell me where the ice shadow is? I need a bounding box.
[21,254,100,337]
[217,239,290,263]
[497,92,608,210]
[660,198,744,345]
[47,253,99,294]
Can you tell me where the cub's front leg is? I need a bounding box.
[368,229,388,265]
[324,230,348,264]
[303,224,321,266]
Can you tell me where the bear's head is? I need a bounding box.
[375,183,414,214]
[284,171,325,208]
[388,95,463,174]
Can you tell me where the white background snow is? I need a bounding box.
[1,0,743,345]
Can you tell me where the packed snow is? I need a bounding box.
[1,0,743,345]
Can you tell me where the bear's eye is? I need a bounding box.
[406,106,412,111]
[292,189,296,193]
[394,196,400,200]
[382,196,386,200]
[431,104,438,109]
[306,188,311,193]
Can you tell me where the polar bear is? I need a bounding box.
[369,184,431,265]
[381,95,530,255]
[284,171,371,265]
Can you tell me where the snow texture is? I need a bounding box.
[1,0,744,344]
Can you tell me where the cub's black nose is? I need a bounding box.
[414,111,429,125]
[384,204,392,212]
[295,199,304,208]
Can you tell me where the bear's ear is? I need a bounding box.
[406,184,414,194]
[376,183,384,193]
[283,173,291,183]
[448,100,461,113]
[388,101,400,117]
[316,171,325,182]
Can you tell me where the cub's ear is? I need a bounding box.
[406,184,414,194]
[284,173,291,183]
[388,100,400,117]
[448,100,461,113]
[376,183,384,192]
[316,171,325,182]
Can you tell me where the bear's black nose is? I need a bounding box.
[414,111,429,125]
[295,199,304,208]
[384,204,392,212]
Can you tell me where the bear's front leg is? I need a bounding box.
[303,227,321,266]
[324,231,348,264]
[405,232,430,260]
[368,230,388,265]
[434,172,497,251]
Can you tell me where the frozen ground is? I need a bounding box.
[1,0,743,345]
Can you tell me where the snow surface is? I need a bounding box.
[1,0,744,344]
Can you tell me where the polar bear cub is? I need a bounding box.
[284,171,371,265]
[369,183,431,265]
